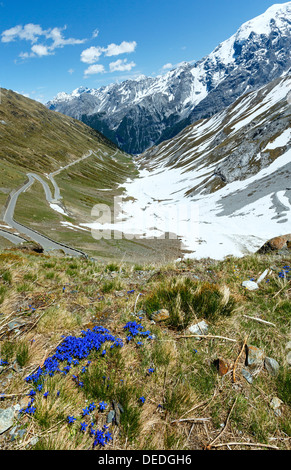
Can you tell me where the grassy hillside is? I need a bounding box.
[0,247,290,450]
[0,88,117,173]
[0,89,186,262]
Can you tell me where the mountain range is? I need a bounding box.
[114,73,289,259]
[47,2,291,154]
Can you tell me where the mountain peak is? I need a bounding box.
[236,1,291,40]
[47,2,291,154]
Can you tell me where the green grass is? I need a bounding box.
[142,276,236,329]
[0,248,290,450]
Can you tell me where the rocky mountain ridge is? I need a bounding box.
[47,2,291,154]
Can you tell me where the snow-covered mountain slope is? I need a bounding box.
[47,2,291,154]
[82,74,291,260]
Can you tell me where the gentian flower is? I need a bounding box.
[67,415,76,424]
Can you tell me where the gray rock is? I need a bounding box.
[29,436,39,446]
[264,357,280,376]
[7,319,26,331]
[0,407,15,434]
[112,400,121,426]
[187,320,208,336]
[245,345,265,368]
[270,397,283,417]
[242,368,253,384]
[106,410,115,424]
[151,309,170,322]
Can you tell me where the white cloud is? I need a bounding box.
[162,63,173,70]
[46,26,86,49]
[80,46,104,64]
[109,58,136,72]
[105,40,137,57]
[84,64,105,76]
[1,23,87,59]
[31,44,52,57]
[68,68,74,74]
[92,29,99,39]
[20,24,44,43]
[1,25,23,42]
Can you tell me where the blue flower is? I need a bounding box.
[92,426,112,447]
[82,406,90,416]
[24,406,36,415]
[139,396,145,404]
[99,401,107,411]
[80,422,88,432]
[67,415,76,424]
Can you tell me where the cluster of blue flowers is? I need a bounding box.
[123,321,153,343]
[24,326,123,385]
[0,359,8,366]
[91,425,112,447]
[18,320,153,448]
[67,403,112,447]
[278,265,290,280]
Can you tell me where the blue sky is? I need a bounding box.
[0,0,288,103]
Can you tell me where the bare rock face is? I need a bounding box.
[257,234,291,253]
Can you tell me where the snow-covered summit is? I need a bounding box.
[47,3,291,154]
[237,2,291,38]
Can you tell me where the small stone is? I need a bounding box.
[245,345,265,368]
[270,397,283,416]
[216,358,229,376]
[29,436,39,446]
[12,361,22,373]
[242,368,253,384]
[106,410,115,424]
[151,309,170,322]
[264,357,280,376]
[286,351,291,366]
[113,401,121,425]
[188,320,208,336]
[7,319,26,331]
[0,407,15,434]
[19,396,31,409]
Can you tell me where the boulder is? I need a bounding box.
[257,234,291,254]
[151,309,170,322]
[17,242,44,254]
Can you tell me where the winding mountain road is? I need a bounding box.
[1,149,108,257]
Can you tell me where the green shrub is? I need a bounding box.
[16,342,30,367]
[143,277,236,329]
